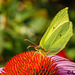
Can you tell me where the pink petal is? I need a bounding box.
[0,67,4,73]
[48,55,69,61]
[48,55,75,75]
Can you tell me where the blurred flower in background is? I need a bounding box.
[0,0,75,67]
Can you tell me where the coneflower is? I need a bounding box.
[0,51,58,75]
[0,51,75,75]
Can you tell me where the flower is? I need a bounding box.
[0,51,75,75]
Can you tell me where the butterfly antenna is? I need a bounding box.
[24,39,37,46]
[27,45,35,49]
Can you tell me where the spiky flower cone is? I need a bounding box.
[1,51,58,75]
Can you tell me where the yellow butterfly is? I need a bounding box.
[24,7,73,56]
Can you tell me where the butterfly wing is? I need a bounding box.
[45,21,73,56]
[39,7,73,56]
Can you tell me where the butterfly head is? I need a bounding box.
[34,46,44,51]
[24,39,44,51]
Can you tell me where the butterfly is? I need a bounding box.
[24,7,73,56]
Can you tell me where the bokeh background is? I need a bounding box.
[0,0,75,67]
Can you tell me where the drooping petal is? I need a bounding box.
[48,55,75,75]
[47,55,69,62]
[0,68,4,73]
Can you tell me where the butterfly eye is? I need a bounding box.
[36,46,43,50]
[37,47,41,49]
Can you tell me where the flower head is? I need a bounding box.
[1,51,58,75]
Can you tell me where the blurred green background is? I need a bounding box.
[0,0,75,67]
